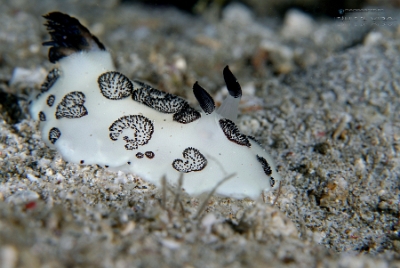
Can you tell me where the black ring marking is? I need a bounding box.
[49,127,61,144]
[98,71,133,100]
[172,147,207,173]
[219,118,250,147]
[256,155,272,176]
[132,81,187,113]
[173,104,201,124]
[145,151,155,159]
[47,95,55,107]
[109,115,154,150]
[39,111,46,121]
[56,91,88,119]
[41,69,60,93]
[132,80,201,124]
[270,177,276,187]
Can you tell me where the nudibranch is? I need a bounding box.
[30,12,281,199]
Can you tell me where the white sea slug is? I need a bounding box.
[30,12,281,199]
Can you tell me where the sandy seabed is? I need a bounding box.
[0,1,399,267]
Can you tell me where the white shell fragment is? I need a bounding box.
[30,12,282,199]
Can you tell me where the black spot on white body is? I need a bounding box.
[47,95,55,107]
[132,81,187,113]
[39,111,46,121]
[98,71,133,100]
[173,104,201,124]
[49,127,61,144]
[132,81,200,124]
[270,177,276,187]
[145,151,155,159]
[41,69,60,93]
[109,115,154,150]
[256,155,272,176]
[219,118,250,147]
[172,147,207,173]
[56,91,88,119]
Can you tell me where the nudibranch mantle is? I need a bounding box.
[30,12,281,199]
